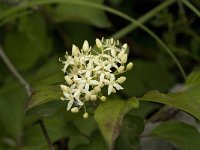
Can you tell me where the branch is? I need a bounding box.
[0,46,33,97]
[38,120,55,150]
[0,45,54,149]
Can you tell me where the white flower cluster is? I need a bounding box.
[60,38,133,118]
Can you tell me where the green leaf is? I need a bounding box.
[50,0,111,28]
[123,59,175,97]
[73,130,108,150]
[94,97,139,149]
[150,121,200,150]
[3,13,52,71]
[27,84,62,110]
[0,87,26,141]
[23,116,79,150]
[115,114,144,150]
[141,71,200,120]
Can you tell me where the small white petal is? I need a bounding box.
[121,54,128,64]
[85,83,90,91]
[74,89,81,98]
[113,83,123,90]
[67,100,74,111]
[108,85,113,95]
[111,48,116,56]
[117,66,125,73]
[64,76,73,85]
[122,43,127,50]
[118,50,125,59]
[76,99,83,106]
[90,80,99,85]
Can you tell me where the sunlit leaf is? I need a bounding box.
[94,97,139,149]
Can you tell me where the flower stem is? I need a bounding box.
[112,0,176,39]
[181,0,200,17]
[0,46,33,97]
[38,120,55,150]
[0,0,187,80]
[0,46,54,149]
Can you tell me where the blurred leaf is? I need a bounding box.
[0,86,26,141]
[108,0,123,6]
[94,97,139,149]
[123,59,175,97]
[150,121,200,150]
[29,56,63,85]
[129,101,161,118]
[186,70,200,85]
[27,84,62,110]
[141,71,200,120]
[25,101,65,126]
[115,114,144,150]
[23,116,79,150]
[63,23,95,48]
[3,13,52,71]
[50,0,111,28]
[68,135,89,150]
[73,116,97,137]
[73,130,108,150]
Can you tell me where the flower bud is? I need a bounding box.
[64,76,73,85]
[121,54,128,64]
[100,96,106,101]
[110,38,114,44]
[126,62,133,70]
[82,40,89,51]
[60,85,68,92]
[71,107,79,113]
[117,76,126,84]
[111,48,116,56]
[85,92,92,101]
[122,43,127,50]
[94,86,101,93]
[72,44,80,56]
[117,66,125,73]
[91,95,97,101]
[96,38,102,48]
[83,112,89,119]
[118,50,125,59]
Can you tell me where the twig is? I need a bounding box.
[0,45,54,149]
[146,105,170,123]
[0,46,33,97]
[38,120,55,150]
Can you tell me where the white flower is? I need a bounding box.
[60,38,133,117]
[106,74,123,95]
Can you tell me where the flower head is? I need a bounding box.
[60,38,133,118]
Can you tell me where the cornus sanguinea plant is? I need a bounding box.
[60,38,133,118]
